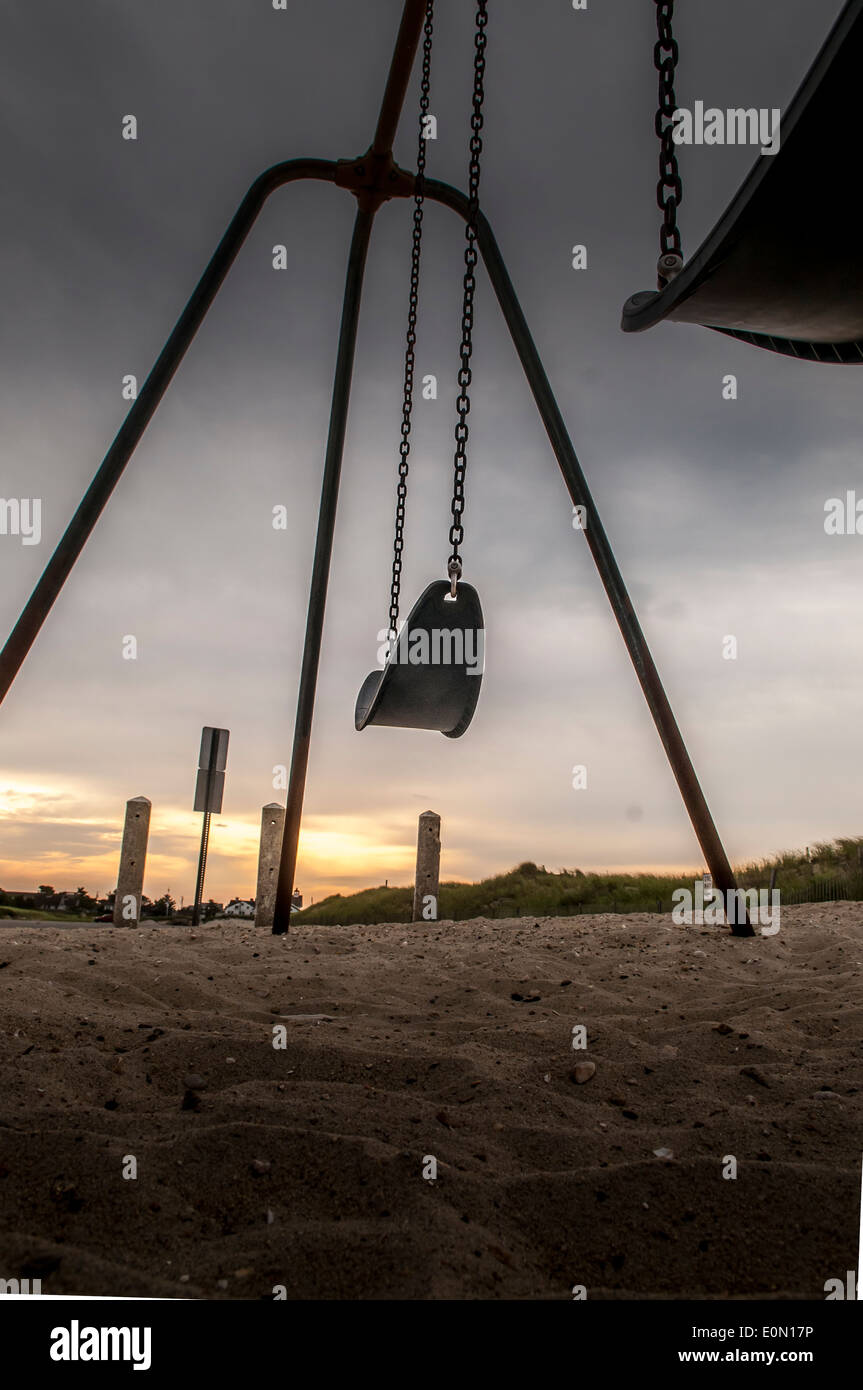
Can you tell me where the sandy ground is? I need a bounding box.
[0,905,860,1300]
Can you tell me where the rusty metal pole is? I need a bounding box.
[370,0,428,158]
[271,206,374,935]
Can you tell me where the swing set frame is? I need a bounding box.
[0,0,753,936]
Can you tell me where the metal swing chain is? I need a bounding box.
[447,0,488,598]
[654,0,684,284]
[388,0,435,640]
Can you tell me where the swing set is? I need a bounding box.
[2,0,858,935]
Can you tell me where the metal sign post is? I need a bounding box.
[192,726,229,925]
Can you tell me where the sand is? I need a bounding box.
[0,905,860,1300]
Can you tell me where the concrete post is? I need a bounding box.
[255,803,285,929]
[412,810,441,922]
[113,796,151,926]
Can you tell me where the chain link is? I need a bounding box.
[447,0,488,591]
[654,0,683,264]
[388,0,434,638]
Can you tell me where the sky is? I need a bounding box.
[0,0,858,907]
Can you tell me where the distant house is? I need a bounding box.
[224,898,255,919]
[220,893,302,919]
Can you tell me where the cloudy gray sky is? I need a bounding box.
[1,0,857,907]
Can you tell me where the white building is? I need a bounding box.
[224,898,255,919]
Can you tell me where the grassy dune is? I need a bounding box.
[294,836,863,925]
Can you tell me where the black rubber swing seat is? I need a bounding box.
[622,0,863,364]
[354,580,484,738]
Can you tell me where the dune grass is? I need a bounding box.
[293,836,863,925]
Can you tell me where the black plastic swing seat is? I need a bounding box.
[622,0,863,364]
[355,580,484,738]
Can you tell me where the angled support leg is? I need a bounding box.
[0,158,338,707]
[426,179,753,936]
[271,207,375,934]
